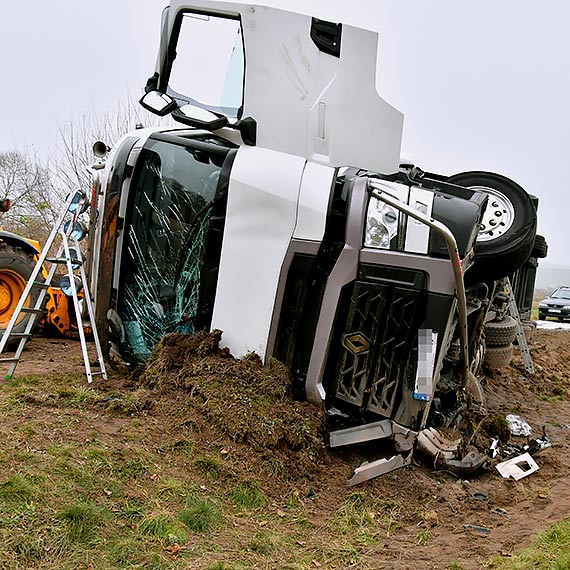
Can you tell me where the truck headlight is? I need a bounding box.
[365,198,399,249]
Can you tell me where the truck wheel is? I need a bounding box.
[484,316,518,346]
[531,234,548,259]
[447,171,536,283]
[483,343,514,370]
[0,244,43,345]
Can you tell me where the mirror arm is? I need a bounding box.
[144,73,160,93]
[171,108,229,131]
[233,117,257,146]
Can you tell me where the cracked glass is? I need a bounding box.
[118,138,224,360]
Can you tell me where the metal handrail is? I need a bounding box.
[368,180,470,389]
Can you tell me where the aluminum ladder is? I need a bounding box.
[0,191,107,383]
[505,278,535,374]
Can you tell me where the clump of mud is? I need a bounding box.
[139,330,326,477]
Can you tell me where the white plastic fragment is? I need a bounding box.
[496,452,539,480]
[506,414,532,437]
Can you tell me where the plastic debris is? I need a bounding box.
[496,452,539,480]
[506,414,532,437]
[464,524,490,536]
[500,427,551,459]
[491,507,510,519]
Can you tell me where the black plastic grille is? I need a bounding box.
[333,279,425,418]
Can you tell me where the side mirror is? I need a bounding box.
[172,104,229,131]
[139,90,177,116]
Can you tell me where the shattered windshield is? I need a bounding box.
[118,137,228,361]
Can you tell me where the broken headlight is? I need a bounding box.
[364,196,400,249]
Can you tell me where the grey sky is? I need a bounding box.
[1,0,568,265]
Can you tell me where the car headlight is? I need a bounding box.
[365,197,399,249]
[538,302,548,308]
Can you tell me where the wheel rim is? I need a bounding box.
[471,186,516,243]
[0,270,28,328]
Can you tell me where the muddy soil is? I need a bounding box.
[7,329,570,569]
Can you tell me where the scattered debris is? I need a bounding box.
[348,452,412,486]
[496,452,539,480]
[472,491,489,501]
[464,524,490,536]
[506,414,532,437]
[500,428,551,459]
[489,437,500,458]
[416,428,489,476]
[491,507,511,519]
[305,488,317,500]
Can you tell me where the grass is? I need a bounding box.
[0,366,360,569]
[487,517,570,569]
[228,479,266,510]
[57,500,109,540]
[179,496,222,533]
[2,338,570,569]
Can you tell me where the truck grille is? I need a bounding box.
[332,279,425,418]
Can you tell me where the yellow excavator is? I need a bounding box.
[0,198,80,341]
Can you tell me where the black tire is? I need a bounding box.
[0,243,43,345]
[531,234,548,259]
[447,172,537,283]
[484,316,518,347]
[483,344,514,370]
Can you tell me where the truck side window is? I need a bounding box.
[168,13,244,118]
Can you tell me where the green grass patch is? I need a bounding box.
[57,500,109,541]
[0,474,38,503]
[139,512,188,545]
[248,531,279,554]
[228,479,266,510]
[179,496,222,533]
[193,454,221,480]
[5,374,42,387]
[488,517,570,569]
[56,385,100,406]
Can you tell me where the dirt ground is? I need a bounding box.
[6,329,570,569]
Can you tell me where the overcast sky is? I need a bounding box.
[1,0,568,265]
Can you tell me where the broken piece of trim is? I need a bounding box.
[348,451,412,486]
[496,452,539,480]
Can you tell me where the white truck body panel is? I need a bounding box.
[211,145,306,358]
[158,1,404,174]
[293,161,335,242]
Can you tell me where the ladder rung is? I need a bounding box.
[0,357,20,363]
[33,282,51,289]
[90,371,106,376]
[20,307,45,314]
[46,257,83,266]
[2,333,32,339]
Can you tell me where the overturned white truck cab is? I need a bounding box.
[89,1,540,483]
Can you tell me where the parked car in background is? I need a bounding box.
[538,286,570,321]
